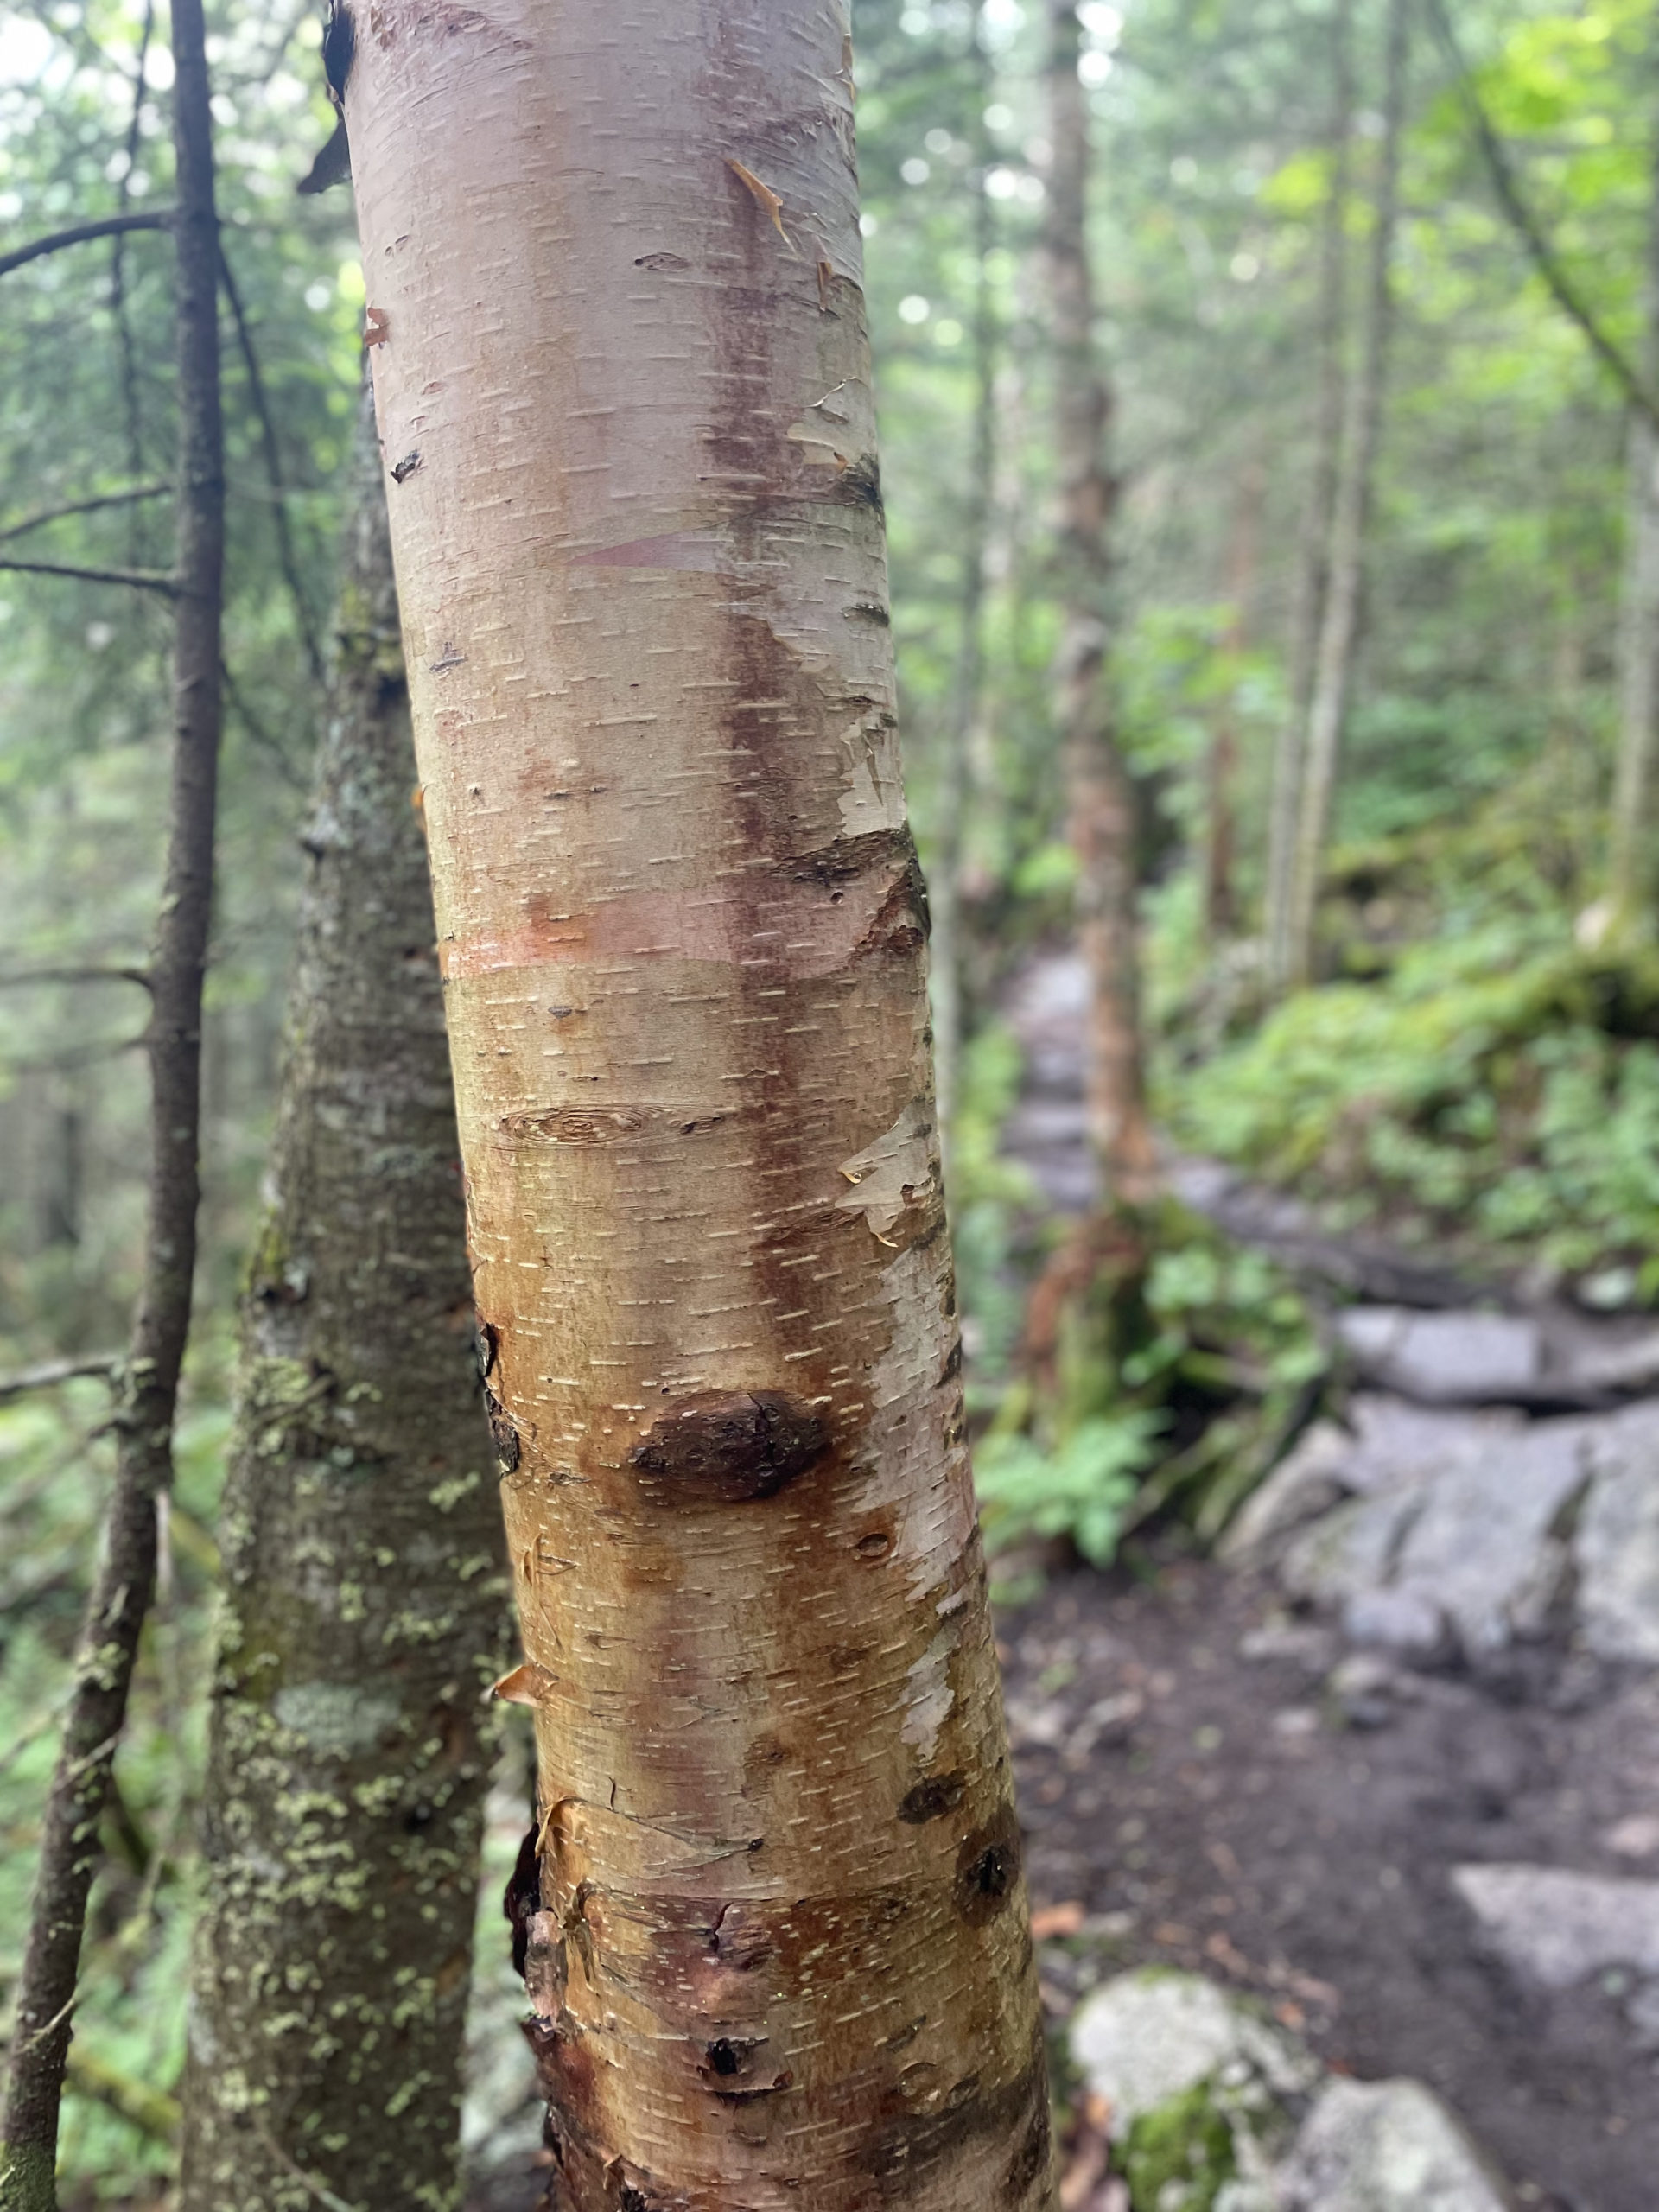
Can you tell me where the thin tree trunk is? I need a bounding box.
[1609,67,1659,931]
[1285,0,1408,992]
[932,21,998,1153]
[0,0,221,2202]
[178,384,512,2212]
[1046,0,1158,1207]
[1205,460,1265,944]
[344,7,1053,2210]
[1265,0,1352,993]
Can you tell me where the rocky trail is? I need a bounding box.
[464,951,1659,2212]
[996,950,1659,2210]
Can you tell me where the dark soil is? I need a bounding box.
[1001,1551,1659,2212]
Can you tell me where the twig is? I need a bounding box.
[0,486,170,546]
[0,1355,121,1404]
[0,1035,149,1076]
[0,967,152,991]
[0,556,176,594]
[0,210,174,281]
[218,245,326,685]
[1425,0,1659,431]
[111,0,157,520]
[251,2120,365,2212]
[222,658,308,790]
[0,1695,72,1783]
[63,2048,179,2145]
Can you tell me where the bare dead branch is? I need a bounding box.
[0,209,175,281]
[0,1354,122,1405]
[0,485,170,546]
[218,245,327,685]
[0,556,177,594]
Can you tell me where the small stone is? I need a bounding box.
[1279,2077,1512,2211]
[1342,1586,1450,1661]
[1452,1863,1659,1988]
[1624,1979,1659,2049]
[1330,1653,1402,1730]
[1069,1968,1318,2130]
[1237,1619,1334,1671]
[1606,1815,1659,1859]
[1271,1707,1321,1741]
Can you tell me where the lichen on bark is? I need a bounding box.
[178,385,512,2212]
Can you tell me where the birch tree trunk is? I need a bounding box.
[343,6,1053,2208]
[178,385,512,2212]
[1285,0,1408,992]
[1265,0,1351,994]
[1609,67,1659,932]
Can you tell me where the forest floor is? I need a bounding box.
[1001,1556,1658,2212]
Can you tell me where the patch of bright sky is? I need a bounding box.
[0,16,52,87]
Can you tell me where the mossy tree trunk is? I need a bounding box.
[178,385,512,2212]
[342,3,1054,2205]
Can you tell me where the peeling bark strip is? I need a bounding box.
[344,6,1053,2206]
[177,387,512,2212]
[0,2,222,2202]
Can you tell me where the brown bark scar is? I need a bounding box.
[364,304,390,345]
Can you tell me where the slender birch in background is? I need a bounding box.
[1285,0,1408,992]
[1610,42,1659,931]
[179,385,512,2212]
[1046,0,1158,1207]
[0,1,222,2202]
[1205,460,1265,944]
[343,3,1054,2206]
[931,8,999,1151]
[1265,0,1351,995]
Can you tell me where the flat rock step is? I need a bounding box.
[1227,1393,1659,1667]
[1336,1304,1659,1410]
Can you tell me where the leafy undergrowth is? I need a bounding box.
[974,1205,1325,1572]
[1167,927,1659,1296]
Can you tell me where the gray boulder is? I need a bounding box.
[1277,2077,1513,2210]
[1452,1863,1659,1988]
[1574,1403,1659,1663]
[1336,1308,1542,1406]
[1277,1411,1591,1659]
